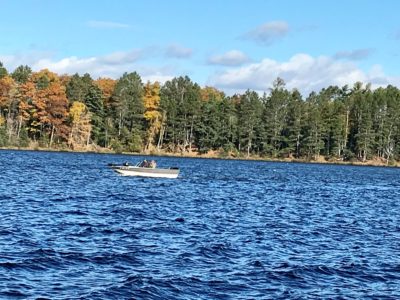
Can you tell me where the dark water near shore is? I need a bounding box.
[1,150,400,299]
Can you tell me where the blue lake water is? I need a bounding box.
[1,150,400,299]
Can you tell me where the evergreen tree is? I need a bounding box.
[302,92,326,159]
[111,72,144,151]
[0,62,7,79]
[349,82,374,161]
[373,85,400,163]
[236,90,263,157]
[262,78,291,157]
[84,84,105,146]
[11,65,32,84]
[66,73,92,103]
[195,98,220,153]
[217,97,238,151]
[159,76,201,152]
[283,89,304,158]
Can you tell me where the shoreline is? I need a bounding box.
[1,146,398,168]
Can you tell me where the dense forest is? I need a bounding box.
[1,61,400,164]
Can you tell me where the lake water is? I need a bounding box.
[0,150,400,299]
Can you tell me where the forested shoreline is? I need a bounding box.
[1,61,400,166]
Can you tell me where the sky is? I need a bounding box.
[1,0,400,96]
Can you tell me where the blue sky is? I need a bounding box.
[1,0,400,95]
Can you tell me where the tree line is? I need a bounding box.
[1,61,400,164]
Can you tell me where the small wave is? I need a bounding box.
[0,229,14,236]
[197,242,239,260]
[101,228,131,235]
[63,210,88,216]
[0,261,19,269]
[0,289,29,298]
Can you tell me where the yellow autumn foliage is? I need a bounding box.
[69,101,88,124]
[144,110,161,121]
[68,101,92,149]
[31,69,59,84]
[143,82,162,150]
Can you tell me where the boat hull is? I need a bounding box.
[110,166,179,178]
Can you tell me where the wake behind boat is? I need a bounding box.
[108,160,180,178]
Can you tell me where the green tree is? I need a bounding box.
[237,90,263,157]
[372,85,400,163]
[111,72,145,150]
[195,98,220,153]
[11,65,32,84]
[66,73,92,103]
[283,89,304,158]
[159,76,202,152]
[0,62,7,79]
[217,97,238,151]
[262,78,291,157]
[84,84,105,146]
[349,82,374,161]
[302,92,326,159]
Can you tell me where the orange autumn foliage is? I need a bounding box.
[0,75,16,111]
[95,78,116,108]
[200,86,225,102]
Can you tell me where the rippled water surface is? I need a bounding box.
[1,150,400,299]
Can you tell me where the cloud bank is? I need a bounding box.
[1,51,399,96]
[207,50,250,66]
[165,44,193,59]
[208,53,400,96]
[0,49,175,83]
[334,48,374,60]
[243,21,289,45]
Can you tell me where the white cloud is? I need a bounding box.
[136,65,176,83]
[207,50,250,66]
[141,73,175,84]
[2,50,399,96]
[98,49,144,65]
[33,56,98,75]
[0,50,176,83]
[243,21,289,45]
[208,53,400,96]
[165,44,193,59]
[334,48,374,60]
[86,20,131,29]
[0,51,54,69]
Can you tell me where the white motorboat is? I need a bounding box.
[109,160,179,178]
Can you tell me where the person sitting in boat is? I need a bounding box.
[139,160,148,167]
[149,160,157,168]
